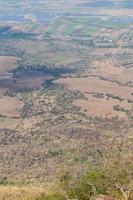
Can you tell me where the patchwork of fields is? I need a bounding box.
[0,1,133,199]
[55,76,133,117]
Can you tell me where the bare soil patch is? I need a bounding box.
[55,77,133,117]
[55,77,133,99]
[110,67,133,84]
[0,96,23,117]
[75,94,132,118]
[0,117,19,129]
[0,56,17,74]
[92,60,124,76]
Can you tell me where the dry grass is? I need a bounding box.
[0,185,47,200]
[55,77,133,117]
[55,77,133,99]
[75,94,131,118]
[110,67,133,84]
[96,60,124,76]
[0,96,23,117]
[0,56,17,74]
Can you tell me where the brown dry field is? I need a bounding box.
[0,185,49,200]
[110,67,133,84]
[91,59,133,84]
[0,56,23,128]
[0,95,23,129]
[100,64,123,75]
[75,94,132,118]
[55,77,133,99]
[0,117,19,129]
[0,56,17,74]
[55,77,133,118]
[0,96,23,117]
[92,60,124,76]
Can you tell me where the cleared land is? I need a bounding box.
[0,1,132,199]
[110,67,133,84]
[0,96,23,117]
[0,185,48,200]
[55,77,133,117]
[0,56,17,74]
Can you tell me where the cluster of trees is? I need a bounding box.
[0,26,35,40]
[106,94,125,102]
[35,137,133,200]
[113,104,129,113]
[19,114,132,200]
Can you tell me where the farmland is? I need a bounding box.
[55,76,133,117]
[0,1,133,200]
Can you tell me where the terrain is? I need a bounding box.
[0,0,133,200]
